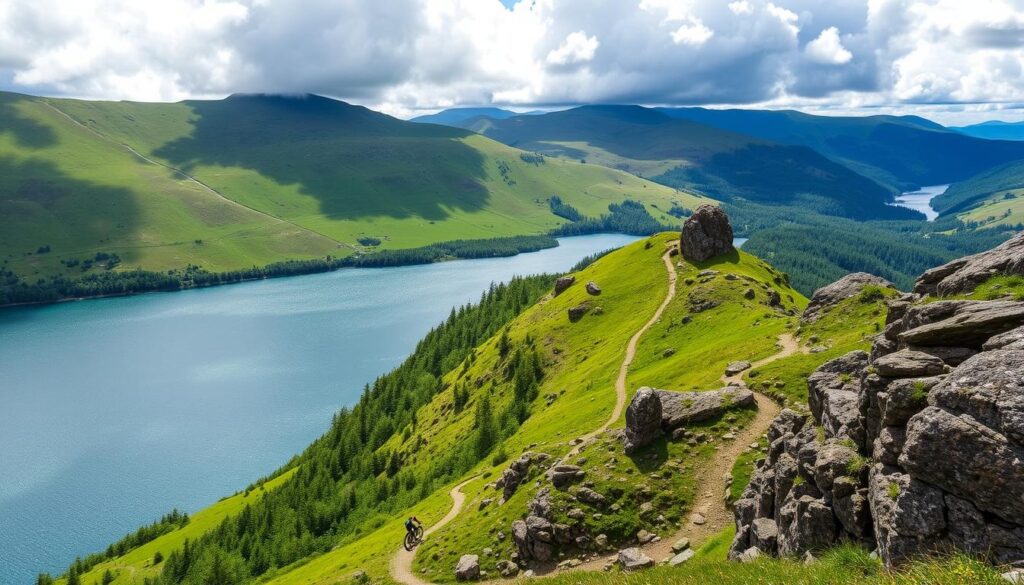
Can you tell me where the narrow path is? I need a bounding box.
[574,332,801,570]
[563,249,678,459]
[391,477,477,585]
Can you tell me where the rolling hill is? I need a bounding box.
[0,91,709,291]
[444,105,915,221]
[657,107,1024,190]
[410,107,543,126]
[951,120,1024,141]
[931,159,1024,227]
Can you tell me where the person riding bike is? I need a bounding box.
[405,516,422,537]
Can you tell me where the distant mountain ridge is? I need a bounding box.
[952,120,1024,141]
[410,107,545,126]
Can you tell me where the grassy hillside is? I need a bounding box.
[59,234,913,585]
[659,107,1024,190]
[931,160,1024,227]
[450,105,912,221]
[0,91,708,287]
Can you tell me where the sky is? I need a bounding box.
[2,0,1024,124]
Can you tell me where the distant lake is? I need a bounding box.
[890,184,949,221]
[0,233,638,584]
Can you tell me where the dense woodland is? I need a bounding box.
[48,275,554,585]
[735,201,1018,293]
[0,236,558,306]
[549,199,678,236]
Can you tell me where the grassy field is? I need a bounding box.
[0,91,709,285]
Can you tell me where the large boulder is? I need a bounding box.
[915,232,1024,296]
[455,554,480,581]
[656,387,755,429]
[554,276,575,295]
[624,388,663,453]
[803,273,893,323]
[679,204,734,262]
[867,464,947,566]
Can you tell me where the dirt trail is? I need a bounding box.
[563,249,678,459]
[574,332,802,570]
[391,477,477,585]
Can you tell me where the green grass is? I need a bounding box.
[729,437,768,503]
[59,469,297,585]
[531,545,1008,584]
[936,274,1024,302]
[1,91,710,284]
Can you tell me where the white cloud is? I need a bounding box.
[805,26,853,64]
[0,0,1022,124]
[728,1,753,15]
[546,31,599,65]
[672,18,714,45]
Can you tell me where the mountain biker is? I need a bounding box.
[405,516,422,538]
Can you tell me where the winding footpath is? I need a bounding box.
[391,477,477,585]
[390,249,804,582]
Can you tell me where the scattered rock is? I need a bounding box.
[679,205,735,262]
[637,529,655,544]
[455,554,480,581]
[671,538,691,553]
[568,304,590,322]
[725,361,752,376]
[586,281,602,295]
[668,549,695,566]
[617,547,654,571]
[554,276,575,295]
[691,512,706,525]
[549,465,584,489]
[744,288,756,300]
[656,387,756,429]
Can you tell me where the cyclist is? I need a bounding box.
[405,516,422,539]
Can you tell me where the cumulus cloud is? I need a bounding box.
[546,31,599,65]
[805,26,853,64]
[0,0,1022,123]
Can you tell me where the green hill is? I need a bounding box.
[445,105,913,221]
[52,233,974,585]
[931,160,1024,227]
[0,91,709,297]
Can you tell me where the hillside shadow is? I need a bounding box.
[152,95,490,221]
[0,156,140,263]
[0,94,58,149]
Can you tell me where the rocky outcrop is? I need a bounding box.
[455,554,480,580]
[494,452,548,503]
[679,204,734,262]
[623,386,755,453]
[656,387,755,430]
[915,232,1024,296]
[802,273,894,323]
[554,276,575,295]
[731,273,1024,568]
[623,388,663,453]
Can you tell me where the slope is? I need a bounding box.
[451,105,911,221]
[659,107,1024,189]
[410,108,528,125]
[931,159,1024,227]
[1,91,710,285]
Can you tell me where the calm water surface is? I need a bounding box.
[890,184,949,221]
[0,234,637,584]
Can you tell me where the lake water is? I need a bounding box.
[889,184,949,221]
[0,234,638,584]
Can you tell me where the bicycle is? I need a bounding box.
[403,524,424,551]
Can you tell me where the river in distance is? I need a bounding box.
[0,233,639,584]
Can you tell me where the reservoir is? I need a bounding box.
[0,233,638,584]
[890,184,949,221]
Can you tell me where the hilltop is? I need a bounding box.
[0,91,708,304]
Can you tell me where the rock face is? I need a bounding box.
[455,554,480,581]
[623,388,663,453]
[554,276,575,295]
[915,232,1024,296]
[731,270,1024,568]
[802,273,894,322]
[679,204,734,262]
